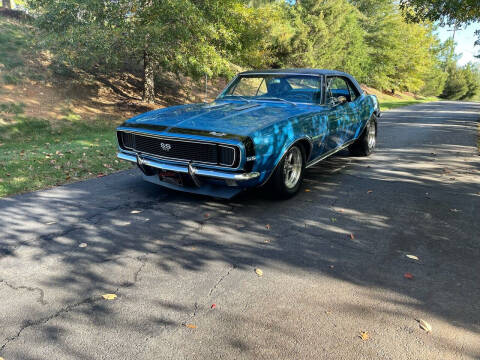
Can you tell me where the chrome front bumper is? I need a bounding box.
[117,152,260,181]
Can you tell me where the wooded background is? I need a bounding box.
[4,0,479,103]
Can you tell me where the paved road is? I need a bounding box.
[1,101,479,360]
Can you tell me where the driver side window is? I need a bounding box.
[326,77,350,105]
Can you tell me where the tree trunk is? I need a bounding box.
[143,50,155,103]
[2,0,12,9]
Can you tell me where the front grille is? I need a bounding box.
[118,131,239,167]
[122,132,135,148]
[218,146,235,166]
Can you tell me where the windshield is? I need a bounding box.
[219,74,322,104]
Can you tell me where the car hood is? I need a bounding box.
[121,100,322,136]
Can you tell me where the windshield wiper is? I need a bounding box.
[254,96,297,107]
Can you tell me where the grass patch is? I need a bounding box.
[0,101,25,114]
[2,72,23,85]
[0,115,132,197]
[0,17,39,85]
[0,18,31,70]
[380,97,438,111]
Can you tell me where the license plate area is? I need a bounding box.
[158,170,184,187]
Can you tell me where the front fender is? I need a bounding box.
[249,112,327,183]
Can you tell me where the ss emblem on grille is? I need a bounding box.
[160,143,172,151]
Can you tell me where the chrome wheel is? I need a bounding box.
[367,120,376,149]
[283,146,303,189]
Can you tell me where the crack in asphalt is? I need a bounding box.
[174,263,237,332]
[208,264,237,297]
[0,279,47,305]
[132,255,148,285]
[0,295,98,353]
[0,255,149,354]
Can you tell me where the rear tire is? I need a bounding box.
[349,115,377,156]
[268,144,305,199]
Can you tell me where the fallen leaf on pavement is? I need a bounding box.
[359,331,369,341]
[265,224,271,230]
[349,233,355,240]
[211,304,216,309]
[102,294,117,300]
[255,268,263,277]
[79,243,88,248]
[367,190,373,194]
[406,254,419,260]
[417,319,432,332]
[331,217,337,223]
[404,272,414,280]
[185,323,197,329]
[130,210,142,214]
[305,189,311,192]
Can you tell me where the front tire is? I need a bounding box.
[269,144,305,198]
[349,115,377,156]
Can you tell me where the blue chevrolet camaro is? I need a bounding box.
[117,69,380,198]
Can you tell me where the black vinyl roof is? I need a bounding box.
[239,68,350,76]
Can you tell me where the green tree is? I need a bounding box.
[441,63,468,99]
[460,63,480,99]
[353,0,407,90]
[271,0,369,80]
[353,0,444,93]
[420,36,449,96]
[27,0,264,103]
[399,0,480,56]
[399,0,480,25]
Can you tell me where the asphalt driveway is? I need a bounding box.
[1,101,479,359]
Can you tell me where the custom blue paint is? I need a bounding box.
[117,69,379,198]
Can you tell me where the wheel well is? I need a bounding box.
[295,139,313,162]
